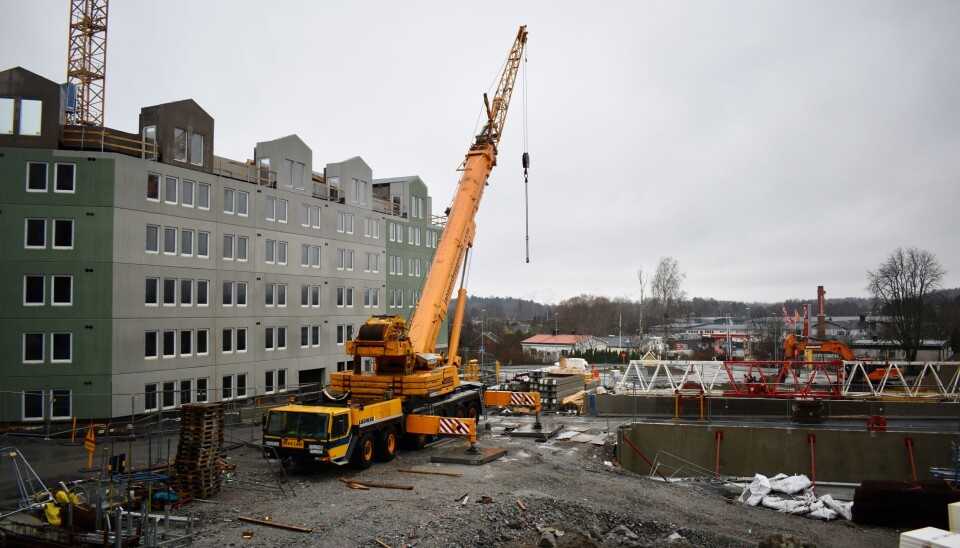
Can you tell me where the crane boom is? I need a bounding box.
[340,26,527,398]
[407,25,527,354]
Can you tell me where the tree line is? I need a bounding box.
[450,248,959,363]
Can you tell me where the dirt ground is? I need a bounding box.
[183,416,900,548]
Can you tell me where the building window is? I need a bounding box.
[25,218,46,249]
[224,188,235,214]
[190,132,203,166]
[300,326,309,348]
[51,332,72,363]
[52,219,74,249]
[265,327,275,350]
[222,328,233,353]
[277,283,287,306]
[198,183,211,209]
[336,287,354,307]
[181,229,194,256]
[198,231,210,258]
[196,377,209,403]
[19,99,42,136]
[162,330,176,358]
[182,180,195,207]
[174,128,187,162]
[145,331,158,358]
[337,249,354,271]
[51,389,72,419]
[301,205,321,228]
[146,224,159,253]
[0,97,14,135]
[180,379,193,405]
[265,240,276,264]
[180,329,192,356]
[163,278,176,305]
[266,369,276,393]
[294,163,305,190]
[162,381,176,409]
[336,324,354,345]
[147,172,160,201]
[51,275,72,306]
[24,275,44,305]
[237,282,247,306]
[22,390,43,420]
[266,197,276,221]
[265,283,275,306]
[223,234,234,260]
[180,279,193,306]
[165,176,178,204]
[26,162,47,192]
[237,236,248,261]
[222,375,233,400]
[197,280,209,306]
[277,199,288,223]
[310,327,319,348]
[143,125,157,160]
[237,373,248,399]
[222,281,234,306]
[163,226,177,254]
[144,383,159,412]
[196,329,209,355]
[278,241,287,265]
[53,164,76,193]
[237,190,249,216]
[23,332,44,363]
[237,327,247,353]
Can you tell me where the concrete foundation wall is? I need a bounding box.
[596,394,960,420]
[618,422,959,483]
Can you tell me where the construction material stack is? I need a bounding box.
[531,371,586,412]
[175,403,225,500]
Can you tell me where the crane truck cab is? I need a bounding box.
[262,398,403,469]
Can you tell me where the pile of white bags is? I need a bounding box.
[737,473,853,521]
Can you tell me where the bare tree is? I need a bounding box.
[866,247,946,360]
[650,257,686,339]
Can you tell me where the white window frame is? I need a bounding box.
[23,332,44,363]
[198,183,211,210]
[25,218,46,249]
[54,163,75,194]
[182,179,195,207]
[51,275,73,306]
[23,275,45,306]
[163,226,177,255]
[26,161,47,192]
[164,176,179,205]
[145,331,159,359]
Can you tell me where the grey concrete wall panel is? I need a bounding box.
[138,99,214,173]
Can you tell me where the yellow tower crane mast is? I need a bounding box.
[65,0,109,127]
[338,26,528,402]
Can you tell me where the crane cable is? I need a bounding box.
[522,40,531,264]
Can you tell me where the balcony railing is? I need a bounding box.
[214,157,276,187]
[312,181,344,203]
[60,126,157,158]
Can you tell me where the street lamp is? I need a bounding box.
[554,312,559,336]
[480,309,485,356]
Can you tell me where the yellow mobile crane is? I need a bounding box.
[263,27,539,468]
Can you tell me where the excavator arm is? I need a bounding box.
[783,333,856,361]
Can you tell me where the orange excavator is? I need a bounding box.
[783,333,856,361]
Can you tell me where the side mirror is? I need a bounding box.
[261,414,267,432]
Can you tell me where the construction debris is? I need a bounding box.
[237,515,312,533]
[338,477,413,490]
[738,474,852,521]
[397,468,462,477]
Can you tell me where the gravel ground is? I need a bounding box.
[185,417,901,548]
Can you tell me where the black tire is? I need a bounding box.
[375,428,398,462]
[351,433,375,469]
[466,402,481,421]
[454,404,467,418]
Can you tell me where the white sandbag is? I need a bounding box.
[761,496,810,515]
[769,474,813,495]
[738,474,771,506]
[805,506,838,520]
[819,494,853,521]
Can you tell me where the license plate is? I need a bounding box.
[281,438,304,449]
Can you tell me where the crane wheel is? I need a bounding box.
[454,404,467,418]
[375,428,397,462]
[466,402,481,421]
[351,433,375,469]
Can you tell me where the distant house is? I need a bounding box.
[521,334,608,359]
[850,339,951,362]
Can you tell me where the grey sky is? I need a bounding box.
[4,1,959,305]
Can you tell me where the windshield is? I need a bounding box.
[266,411,329,439]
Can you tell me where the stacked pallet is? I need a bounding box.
[175,403,225,500]
[533,372,585,411]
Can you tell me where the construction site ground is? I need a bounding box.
[1,415,902,547]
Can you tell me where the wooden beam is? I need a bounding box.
[237,516,312,533]
[397,468,462,477]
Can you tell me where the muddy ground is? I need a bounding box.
[181,416,900,548]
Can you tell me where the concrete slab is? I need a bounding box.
[589,435,608,446]
[555,430,580,441]
[510,423,563,439]
[431,446,507,465]
[571,433,594,443]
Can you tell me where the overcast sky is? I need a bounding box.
[4,1,959,305]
